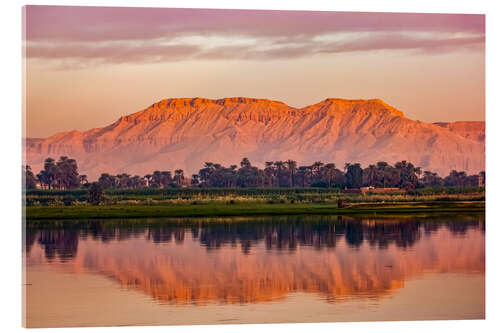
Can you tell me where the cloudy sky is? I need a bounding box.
[24,6,485,138]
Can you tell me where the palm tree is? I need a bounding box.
[79,175,88,187]
[144,174,152,187]
[151,171,162,188]
[445,170,468,186]
[264,161,275,187]
[191,174,200,186]
[174,169,185,186]
[285,159,297,187]
[376,161,389,187]
[274,161,285,187]
[323,163,337,187]
[116,173,131,189]
[304,166,314,187]
[345,163,363,188]
[311,161,324,183]
[160,171,172,186]
[297,166,308,187]
[87,182,104,205]
[422,171,443,187]
[37,157,57,189]
[98,173,115,189]
[55,156,80,189]
[395,160,420,189]
[365,164,377,187]
[24,165,37,189]
[130,175,146,188]
[240,157,251,168]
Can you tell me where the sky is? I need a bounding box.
[24,6,485,138]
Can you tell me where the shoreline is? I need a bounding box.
[24,201,485,220]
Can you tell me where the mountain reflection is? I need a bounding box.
[25,215,485,305]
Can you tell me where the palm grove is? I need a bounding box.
[24,156,485,190]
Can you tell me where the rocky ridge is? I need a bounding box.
[25,97,485,179]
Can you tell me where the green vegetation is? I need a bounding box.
[24,156,485,191]
[24,186,485,207]
[25,201,484,220]
[87,183,104,205]
[23,156,485,220]
[25,212,485,230]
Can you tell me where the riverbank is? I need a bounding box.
[24,201,485,220]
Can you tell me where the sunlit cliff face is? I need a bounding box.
[25,98,485,179]
[25,7,485,140]
[25,218,485,305]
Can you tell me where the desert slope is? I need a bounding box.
[434,121,485,142]
[25,97,485,180]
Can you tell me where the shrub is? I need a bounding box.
[88,183,104,205]
[62,195,76,206]
[311,181,329,188]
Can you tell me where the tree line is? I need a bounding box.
[23,156,485,190]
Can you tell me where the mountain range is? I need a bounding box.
[25,97,485,180]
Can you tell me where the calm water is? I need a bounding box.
[23,215,485,327]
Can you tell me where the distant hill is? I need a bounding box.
[25,97,485,179]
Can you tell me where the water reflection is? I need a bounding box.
[25,215,485,305]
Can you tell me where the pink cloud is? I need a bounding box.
[25,6,485,42]
[318,34,485,54]
[24,6,485,65]
[27,43,200,64]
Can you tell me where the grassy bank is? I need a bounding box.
[25,201,485,220]
[25,186,485,206]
